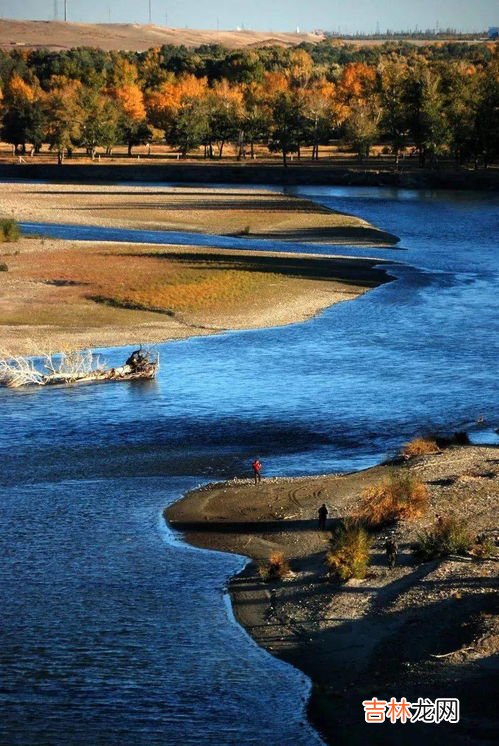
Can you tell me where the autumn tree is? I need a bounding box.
[288,49,313,89]
[302,78,339,160]
[44,81,82,164]
[1,74,45,154]
[106,57,150,156]
[147,74,208,157]
[146,74,207,130]
[338,62,377,106]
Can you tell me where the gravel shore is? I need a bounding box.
[167,445,499,745]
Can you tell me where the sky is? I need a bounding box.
[0,0,496,33]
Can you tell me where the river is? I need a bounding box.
[1,186,498,745]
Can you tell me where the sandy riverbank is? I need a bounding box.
[0,183,399,245]
[166,445,498,745]
[0,237,391,356]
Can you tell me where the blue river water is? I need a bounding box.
[1,186,498,745]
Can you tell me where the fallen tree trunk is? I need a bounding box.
[0,349,159,388]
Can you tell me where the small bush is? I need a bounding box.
[356,472,428,529]
[241,224,251,235]
[259,551,290,581]
[402,437,439,458]
[0,262,8,271]
[414,515,473,560]
[326,520,371,582]
[471,536,496,559]
[0,219,20,243]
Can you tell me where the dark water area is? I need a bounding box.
[1,478,318,745]
[20,218,403,260]
[2,186,499,745]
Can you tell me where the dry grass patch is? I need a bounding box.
[402,436,440,458]
[355,472,428,529]
[12,246,283,316]
[414,515,474,560]
[259,551,291,581]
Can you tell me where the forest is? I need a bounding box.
[0,39,497,166]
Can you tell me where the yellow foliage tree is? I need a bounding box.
[289,49,313,88]
[146,75,207,130]
[338,62,377,104]
[111,84,146,121]
[5,74,37,103]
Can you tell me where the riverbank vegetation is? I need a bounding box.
[326,521,372,581]
[0,40,497,167]
[415,514,474,560]
[0,218,19,242]
[166,444,498,744]
[355,472,428,527]
[259,551,291,581]
[402,435,440,457]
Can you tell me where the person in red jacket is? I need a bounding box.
[252,458,262,484]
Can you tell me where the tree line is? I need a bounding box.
[0,41,497,167]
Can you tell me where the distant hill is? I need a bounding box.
[0,19,325,51]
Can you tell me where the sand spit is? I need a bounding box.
[167,445,499,745]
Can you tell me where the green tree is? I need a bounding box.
[78,89,120,159]
[344,103,379,160]
[165,98,209,157]
[405,64,448,167]
[119,118,153,156]
[377,61,409,164]
[268,92,306,166]
[2,98,46,154]
[473,62,499,168]
[240,104,271,159]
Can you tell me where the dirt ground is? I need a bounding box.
[0,237,392,355]
[0,182,399,245]
[0,20,472,53]
[0,183,395,355]
[167,445,499,745]
[0,19,325,52]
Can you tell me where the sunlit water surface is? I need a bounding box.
[2,186,498,745]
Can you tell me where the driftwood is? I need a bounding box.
[0,348,159,388]
[431,646,475,659]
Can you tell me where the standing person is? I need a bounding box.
[252,458,262,484]
[385,537,398,569]
[318,503,329,530]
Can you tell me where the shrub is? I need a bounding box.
[241,224,251,235]
[0,262,8,271]
[414,515,473,560]
[402,437,439,458]
[0,219,20,243]
[326,520,371,582]
[356,472,428,529]
[471,536,496,559]
[259,551,290,581]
